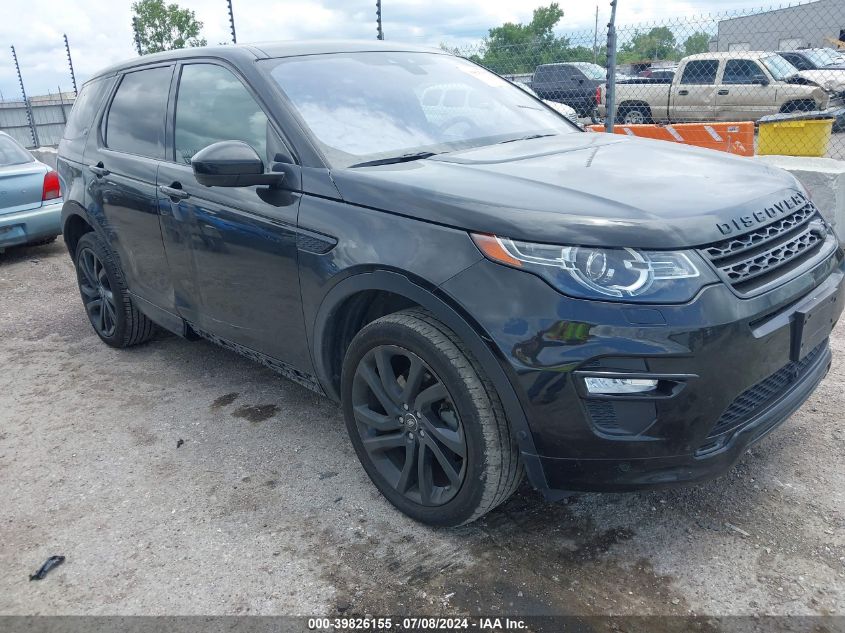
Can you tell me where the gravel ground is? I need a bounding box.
[0,238,843,618]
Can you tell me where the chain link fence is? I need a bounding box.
[0,90,75,149]
[450,0,845,160]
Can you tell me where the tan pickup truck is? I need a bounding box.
[598,52,833,125]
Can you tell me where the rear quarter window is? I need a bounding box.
[63,77,110,141]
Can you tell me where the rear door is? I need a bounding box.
[671,59,719,121]
[86,65,176,313]
[716,58,778,121]
[157,61,311,371]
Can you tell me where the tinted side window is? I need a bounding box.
[786,54,811,70]
[723,59,765,84]
[680,60,719,85]
[105,67,172,159]
[63,77,109,140]
[174,64,268,165]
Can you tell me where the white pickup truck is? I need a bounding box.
[598,52,836,125]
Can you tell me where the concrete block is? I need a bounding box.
[754,155,845,241]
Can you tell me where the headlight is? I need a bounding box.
[472,234,718,302]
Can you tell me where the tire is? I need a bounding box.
[73,231,156,348]
[27,236,57,247]
[780,99,816,114]
[341,309,523,526]
[618,105,651,125]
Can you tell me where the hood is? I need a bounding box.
[797,69,845,92]
[331,133,803,249]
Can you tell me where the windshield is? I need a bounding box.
[761,54,798,80]
[262,52,576,168]
[572,63,607,80]
[814,48,844,66]
[803,49,833,68]
[0,135,34,166]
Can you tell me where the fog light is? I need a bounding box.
[584,377,658,394]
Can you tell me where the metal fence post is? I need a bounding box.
[64,34,78,96]
[376,0,384,40]
[604,0,618,133]
[227,0,237,44]
[132,17,143,55]
[10,45,39,148]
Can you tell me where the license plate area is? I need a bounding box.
[791,283,841,361]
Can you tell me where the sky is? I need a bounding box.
[0,0,801,98]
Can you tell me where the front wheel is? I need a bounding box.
[341,309,523,526]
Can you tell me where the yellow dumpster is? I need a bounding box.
[757,113,834,157]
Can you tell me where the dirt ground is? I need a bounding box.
[0,238,843,619]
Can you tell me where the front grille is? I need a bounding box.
[700,202,827,295]
[707,341,827,438]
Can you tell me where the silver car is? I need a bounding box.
[0,131,62,252]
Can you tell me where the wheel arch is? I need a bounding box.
[312,270,546,487]
[617,101,653,121]
[61,201,96,256]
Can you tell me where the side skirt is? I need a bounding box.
[189,323,326,396]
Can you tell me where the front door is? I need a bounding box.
[158,61,312,373]
[671,59,719,122]
[716,58,778,121]
[87,65,176,312]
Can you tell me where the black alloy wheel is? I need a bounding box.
[351,345,468,507]
[77,246,118,338]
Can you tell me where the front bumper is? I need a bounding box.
[0,200,62,248]
[439,245,844,495]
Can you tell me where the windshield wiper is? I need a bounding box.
[496,133,557,145]
[350,151,438,168]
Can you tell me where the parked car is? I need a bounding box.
[778,48,845,72]
[598,52,836,125]
[513,82,581,123]
[0,131,62,252]
[777,48,845,95]
[531,61,606,117]
[58,42,844,526]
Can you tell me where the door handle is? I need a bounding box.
[678,90,689,96]
[89,162,110,177]
[718,89,729,95]
[159,184,190,200]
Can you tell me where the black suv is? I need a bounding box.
[57,42,843,526]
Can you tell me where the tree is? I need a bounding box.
[132,0,206,55]
[477,4,572,74]
[618,27,679,63]
[683,31,712,56]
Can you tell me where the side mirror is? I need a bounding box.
[752,75,770,86]
[191,140,285,188]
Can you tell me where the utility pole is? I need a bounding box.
[227,0,237,44]
[376,0,384,40]
[10,46,39,147]
[604,0,618,133]
[593,6,599,64]
[132,17,143,55]
[64,34,78,96]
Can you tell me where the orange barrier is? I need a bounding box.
[587,121,755,156]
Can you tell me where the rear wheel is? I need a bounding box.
[341,309,523,526]
[74,232,155,348]
[618,105,651,125]
[780,99,817,114]
[26,236,57,247]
